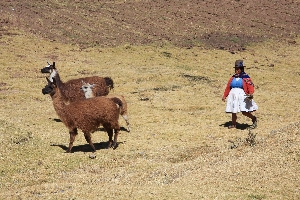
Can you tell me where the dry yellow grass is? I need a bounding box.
[0,30,299,199]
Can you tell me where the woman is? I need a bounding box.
[222,60,258,129]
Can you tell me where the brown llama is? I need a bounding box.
[41,62,114,102]
[81,81,131,132]
[42,77,121,152]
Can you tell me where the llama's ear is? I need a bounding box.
[82,80,86,84]
[46,77,51,84]
[52,62,56,69]
[91,84,97,88]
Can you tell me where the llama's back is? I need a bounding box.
[63,76,110,102]
[83,76,112,96]
[65,97,120,133]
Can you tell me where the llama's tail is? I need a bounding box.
[110,97,123,108]
[104,77,114,90]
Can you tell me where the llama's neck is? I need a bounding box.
[50,87,70,121]
[50,70,64,87]
[51,71,70,100]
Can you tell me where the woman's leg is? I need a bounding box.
[242,111,256,120]
[229,113,237,128]
[242,111,257,128]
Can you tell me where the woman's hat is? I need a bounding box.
[234,60,245,68]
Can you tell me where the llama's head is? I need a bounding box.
[41,62,58,82]
[41,61,53,73]
[80,81,96,99]
[42,77,57,95]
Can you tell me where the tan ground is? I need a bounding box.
[0,0,299,199]
[0,30,299,199]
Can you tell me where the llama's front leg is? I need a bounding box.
[67,128,78,153]
[83,132,96,152]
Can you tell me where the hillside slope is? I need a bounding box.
[1,0,299,50]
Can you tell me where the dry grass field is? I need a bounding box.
[0,1,300,200]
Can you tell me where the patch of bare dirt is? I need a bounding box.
[1,0,300,51]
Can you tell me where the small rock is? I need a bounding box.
[140,97,149,101]
[89,154,96,159]
[288,40,296,44]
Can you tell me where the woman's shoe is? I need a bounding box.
[228,124,236,129]
[250,117,257,129]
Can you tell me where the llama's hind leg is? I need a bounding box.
[103,123,113,148]
[105,128,114,149]
[112,128,120,149]
[83,132,96,152]
[111,121,120,149]
[67,128,78,153]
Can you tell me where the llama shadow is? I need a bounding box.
[220,121,250,130]
[51,141,125,153]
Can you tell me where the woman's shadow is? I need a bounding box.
[220,121,250,130]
